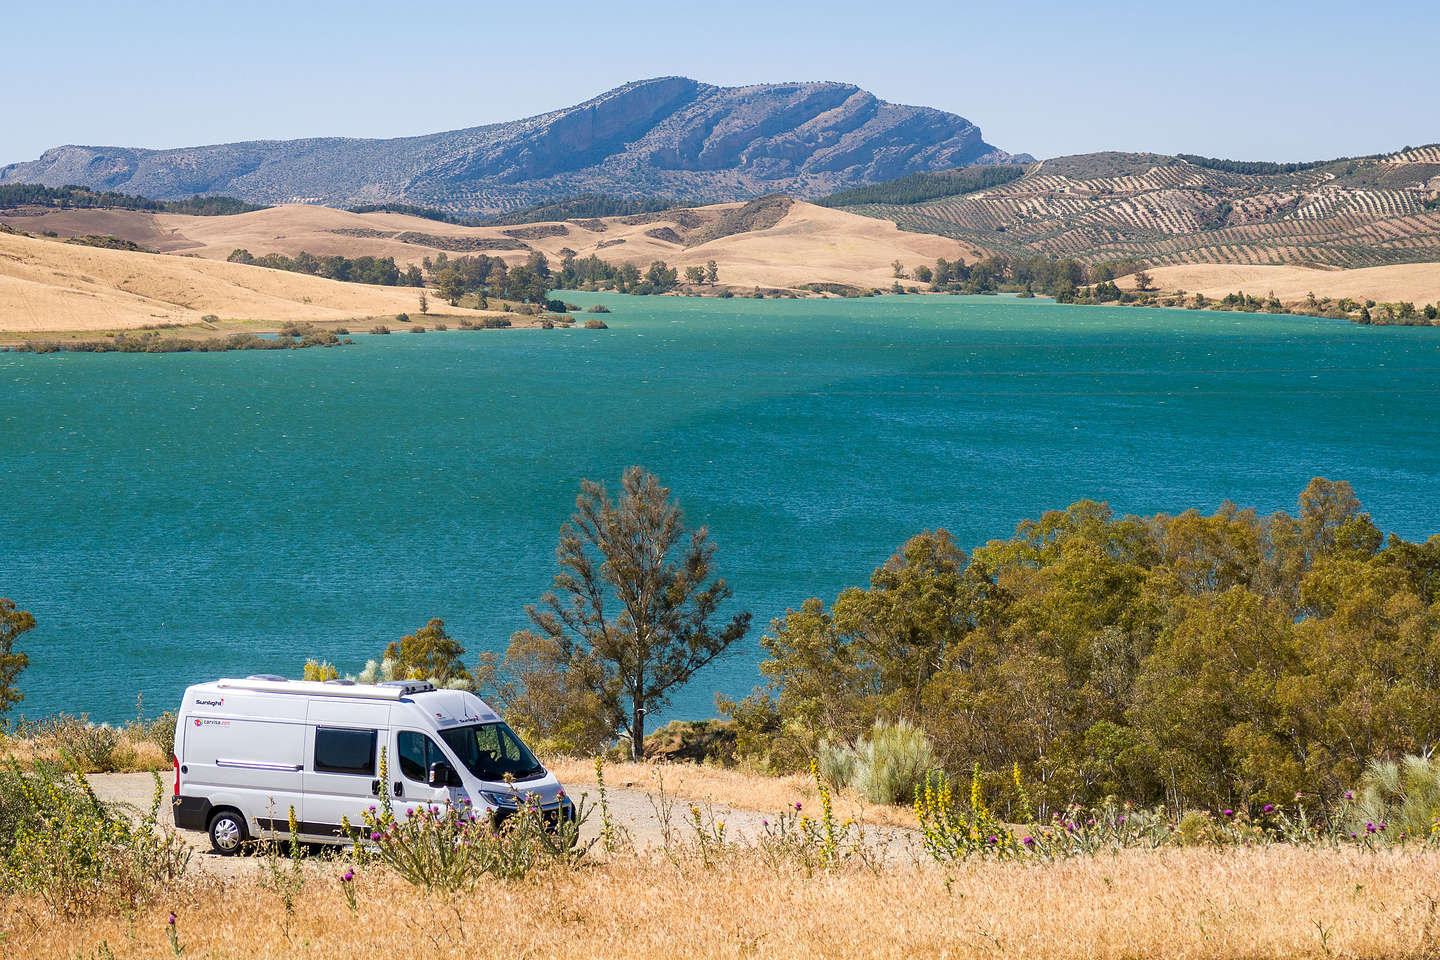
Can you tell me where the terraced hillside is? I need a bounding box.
[843,149,1440,269]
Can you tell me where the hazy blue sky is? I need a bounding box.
[6,0,1436,165]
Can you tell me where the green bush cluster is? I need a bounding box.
[722,478,1440,814]
[13,330,342,354]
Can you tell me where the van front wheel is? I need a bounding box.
[208,810,249,855]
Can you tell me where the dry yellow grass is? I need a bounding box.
[0,728,169,773]
[0,231,502,333]
[548,758,919,829]
[1127,262,1440,305]
[3,199,970,308]
[4,846,1437,959]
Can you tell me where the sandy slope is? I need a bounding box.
[1131,263,1440,305]
[0,231,452,332]
[2,200,971,290]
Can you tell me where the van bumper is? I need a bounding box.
[172,795,213,831]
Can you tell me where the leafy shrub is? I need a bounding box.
[411,326,427,333]
[583,318,608,329]
[370,325,391,335]
[358,790,590,889]
[396,313,409,323]
[433,322,447,331]
[0,763,189,918]
[820,719,937,804]
[13,715,135,772]
[586,304,611,313]
[127,709,177,761]
[1351,755,1440,838]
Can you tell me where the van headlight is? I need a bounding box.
[480,791,518,808]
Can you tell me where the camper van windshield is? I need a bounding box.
[438,722,545,782]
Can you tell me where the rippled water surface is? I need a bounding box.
[4,294,1439,721]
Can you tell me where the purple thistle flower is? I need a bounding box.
[1117,816,1126,824]
[1378,823,1386,832]
[1263,804,1275,814]
[1344,791,1354,800]
[795,802,803,811]
[342,869,354,882]
[168,912,177,927]
[1021,836,1034,846]
[1223,809,1234,817]
[761,819,769,827]
[1366,822,1376,833]
[370,831,382,841]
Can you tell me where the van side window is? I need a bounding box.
[314,727,377,776]
[397,731,446,782]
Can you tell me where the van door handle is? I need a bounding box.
[370,780,381,796]
[393,782,404,797]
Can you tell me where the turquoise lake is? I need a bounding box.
[3,294,1439,723]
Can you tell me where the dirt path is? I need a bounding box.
[88,773,915,877]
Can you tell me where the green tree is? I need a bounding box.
[683,266,705,285]
[491,468,750,759]
[384,618,470,685]
[437,269,465,306]
[705,260,718,284]
[0,599,35,717]
[645,261,678,291]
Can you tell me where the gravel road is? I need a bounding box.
[87,773,914,876]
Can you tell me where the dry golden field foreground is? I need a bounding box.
[3,845,1437,960]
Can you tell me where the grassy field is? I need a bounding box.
[3,838,1437,958]
[4,727,1440,958]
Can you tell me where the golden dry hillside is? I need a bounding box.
[1,198,972,295]
[1123,261,1440,304]
[0,230,487,333]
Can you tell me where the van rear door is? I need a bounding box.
[301,700,390,839]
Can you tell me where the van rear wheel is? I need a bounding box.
[208,810,249,855]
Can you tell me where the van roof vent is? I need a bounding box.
[246,674,288,682]
[376,680,436,695]
[324,679,356,686]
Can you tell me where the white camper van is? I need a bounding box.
[172,676,571,853]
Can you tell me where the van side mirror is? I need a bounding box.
[428,761,460,788]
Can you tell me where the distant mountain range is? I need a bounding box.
[0,78,1028,216]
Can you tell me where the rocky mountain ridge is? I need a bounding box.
[1,78,1026,215]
